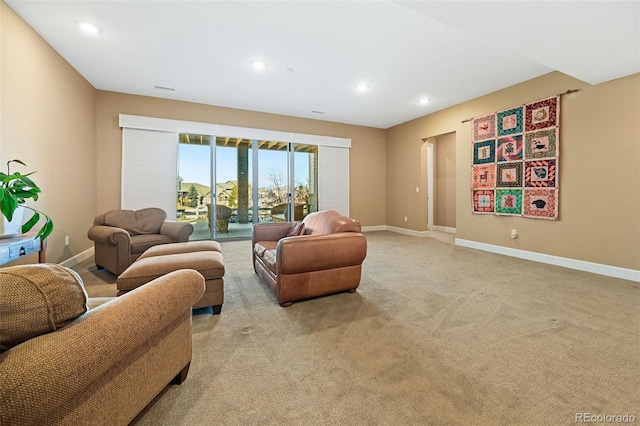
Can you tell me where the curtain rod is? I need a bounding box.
[461,89,579,123]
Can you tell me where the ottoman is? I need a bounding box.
[117,241,225,314]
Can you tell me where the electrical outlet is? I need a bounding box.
[65,236,70,246]
[404,216,408,222]
[416,187,420,193]
[510,229,518,239]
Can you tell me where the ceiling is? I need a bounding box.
[6,1,639,129]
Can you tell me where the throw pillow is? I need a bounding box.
[0,264,88,353]
[287,221,305,237]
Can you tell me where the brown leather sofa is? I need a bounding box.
[0,265,205,426]
[87,207,194,275]
[252,209,367,307]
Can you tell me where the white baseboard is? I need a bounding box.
[362,225,456,238]
[59,247,94,269]
[384,226,429,238]
[455,238,640,283]
[432,225,456,233]
[361,225,387,232]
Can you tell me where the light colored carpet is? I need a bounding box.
[75,231,639,425]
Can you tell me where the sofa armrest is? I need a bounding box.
[87,225,131,246]
[277,233,367,274]
[252,222,292,246]
[161,220,194,242]
[0,269,205,425]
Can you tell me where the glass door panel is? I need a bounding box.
[177,134,212,241]
[294,143,318,220]
[214,137,253,239]
[257,140,289,223]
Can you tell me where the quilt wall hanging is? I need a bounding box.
[471,95,559,220]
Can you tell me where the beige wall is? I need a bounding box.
[96,91,387,227]
[386,71,640,270]
[1,2,96,264]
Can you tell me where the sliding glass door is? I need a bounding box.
[178,134,318,240]
[177,134,211,240]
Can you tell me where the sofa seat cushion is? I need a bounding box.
[254,241,277,259]
[0,264,88,352]
[117,251,225,291]
[130,234,177,255]
[254,241,278,276]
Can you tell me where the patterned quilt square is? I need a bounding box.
[472,113,496,142]
[471,164,496,189]
[497,135,523,162]
[525,96,558,131]
[525,159,557,188]
[524,128,558,159]
[473,140,495,164]
[523,188,558,220]
[497,106,523,136]
[472,189,495,214]
[495,189,522,215]
[496,162,523,187]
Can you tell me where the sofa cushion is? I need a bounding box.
[0,264,88,352]
[302,210,361,235]
[262,249,278,275]
[130,234,177,255]
[254,241,277,259]
[104,208,167,236]
[287,221,306,237]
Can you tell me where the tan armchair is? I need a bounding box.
[87,207,193,275]
[270,202,304,222]
[252,210,367,307]
[207,203,233,233]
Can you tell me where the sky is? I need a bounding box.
[178,143,311,189]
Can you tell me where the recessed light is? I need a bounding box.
[357,83,370,92]
[252,60,266,71]
[419,98,429,105]
[78,21,100,35]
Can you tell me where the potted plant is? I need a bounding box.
[0,159,54,240]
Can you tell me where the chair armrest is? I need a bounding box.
[277,233,367,274]
[252,222,292,246]
[0,269,205,425]
[87,225,131,246]
[161,221,194,242]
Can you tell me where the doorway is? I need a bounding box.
[426,132,457,232]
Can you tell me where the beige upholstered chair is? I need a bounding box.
[207,203,233,233]
[270,203,304,222]
[87,207,193,275]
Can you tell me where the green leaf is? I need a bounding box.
[21,211,40,233]
[0,193,17,221]
[36,217,54,241]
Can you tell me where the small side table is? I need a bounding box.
[0,233,46,266]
